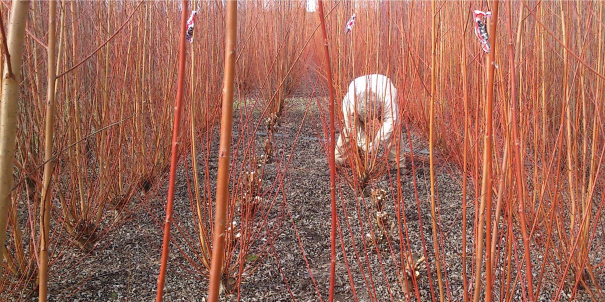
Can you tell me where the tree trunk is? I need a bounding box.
[0,0,31,277]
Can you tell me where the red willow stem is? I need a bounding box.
[56,1,144,79]
[38,2,57,300]
[156,1,188,301]
[429,1,445,301]
[316,1,337,301]
[506,1,534,301]
[473,2,499,302]
[458,3,469,301]
[522,2,605,81]
[485,3,500,301]
[207,0,237,301]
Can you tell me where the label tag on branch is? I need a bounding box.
[473,10,491,53]
[186,10,197,43]
[345,13,356,34]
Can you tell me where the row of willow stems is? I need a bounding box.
[1,2,181,300]
[316,1,605,301]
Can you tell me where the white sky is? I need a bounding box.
[306,0,317,12]
[307,0,363,12]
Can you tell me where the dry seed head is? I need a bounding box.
[371,188,387,211]
[403,252,425,278]
[264,139,273,158]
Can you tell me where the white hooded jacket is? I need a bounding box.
[342,74,398,152]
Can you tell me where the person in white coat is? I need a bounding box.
[334,74,405,169]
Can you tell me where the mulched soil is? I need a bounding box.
[9,98,595,301]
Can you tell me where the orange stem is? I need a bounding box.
[316,1,338,300]
[156,1,189,300]
[207,1,237,301]
[506,1,534,300]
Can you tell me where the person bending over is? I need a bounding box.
[335,74,405,169]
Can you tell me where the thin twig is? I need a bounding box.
[11,115,134,192]
[56,1,143,79]
[26,28,48,50]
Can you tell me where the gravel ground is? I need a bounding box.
[4,99,600,302]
